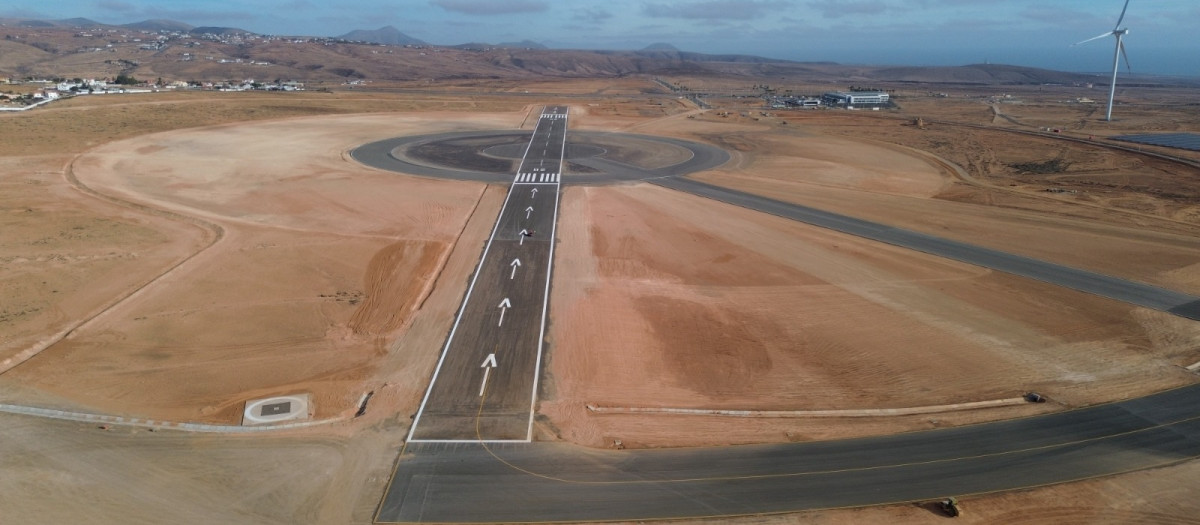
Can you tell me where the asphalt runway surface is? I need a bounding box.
[406,106,568,442]
[380,384,1200,522]
[351,131,729,185]
[371,110,1200,523]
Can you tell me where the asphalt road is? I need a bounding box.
[376,109,1200,523]
[406,106,568,442]
[352,130,522,183]
[379,384,1200,522]
[651,177,1200,321]
[350,131,729,185]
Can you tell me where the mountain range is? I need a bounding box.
[1,17,1193,88]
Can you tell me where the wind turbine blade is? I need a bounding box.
[1114,0,1130,29]
[1073,31,1113,46]
[1119,40,1131,72]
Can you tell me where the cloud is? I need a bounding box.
[140,7,256,23]
[431,0,548,15]
[97,1,137,13]
[805,1,888,19]
[278,0,316,10]
[911,0,1001,6]
[1020,6,1097,25]
[573,7,613,23]
[0,8,48,19]
[642,0,790,20]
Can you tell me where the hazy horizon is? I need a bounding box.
[5,0,1198,77]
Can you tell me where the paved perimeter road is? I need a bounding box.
[378,115,1200,523]
[379,384,1200,522]
[407,106,568,442]
[653,177,1200,321]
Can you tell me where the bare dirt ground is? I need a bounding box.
[2,82,1199,524]
[0,93,519,523]
[540,183,1199,448]
[2,110,526,423]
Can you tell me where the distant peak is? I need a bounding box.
[643,42,679,52]
[123,19,194,32]
[337,26,426,46]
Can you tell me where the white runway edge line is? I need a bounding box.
[527,109,566,441]
[405,107,565,443]
[406,438,533,444]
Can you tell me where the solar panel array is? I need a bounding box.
[1111,133,1200,152]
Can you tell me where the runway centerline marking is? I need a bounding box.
[479,353,498,397]
[405,105,567,443]
[497,298,511,327]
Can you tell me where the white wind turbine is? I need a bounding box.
[1072,0,1132,122]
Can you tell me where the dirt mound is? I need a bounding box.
[348,240,446,336]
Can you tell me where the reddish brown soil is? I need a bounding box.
[3,87,1199,524]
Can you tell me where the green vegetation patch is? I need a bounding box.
[1009,159,1071,174]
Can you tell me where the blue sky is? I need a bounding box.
[6,0,1199,76]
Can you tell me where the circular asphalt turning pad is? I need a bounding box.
[351,130,730,185]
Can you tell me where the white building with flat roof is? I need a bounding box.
[822,91,890,107]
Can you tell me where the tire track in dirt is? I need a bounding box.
[348,239,448,337]
[850,119,1200,229]
[0,153,224,376]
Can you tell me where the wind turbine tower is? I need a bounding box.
[1072,0,1132,122]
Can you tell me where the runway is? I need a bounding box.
[372,108,1200,523]
[350,130,729,185]
[406,106,568,442]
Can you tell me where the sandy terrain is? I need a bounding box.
[1,84,1199,524]
[540,183,1199,448]
[2,109,527,423]
[680,125,1200,295]
[0,94,520,524]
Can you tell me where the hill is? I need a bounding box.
[54,18,103,27]
[123,19,194,32]
[190,26,253,36]
[870,63,1098,85]
[452,40,546,50]
[338,26,425,46]
[0,18,1193,88]
[497,40,546,50]
[643,43,679,52]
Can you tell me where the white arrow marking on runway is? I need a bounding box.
[479,353,498,397]
[509,258,521,279]
[525,206,534,219]
[519,229,528,245]
[497,297,512,327]
[530,188,538,198]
